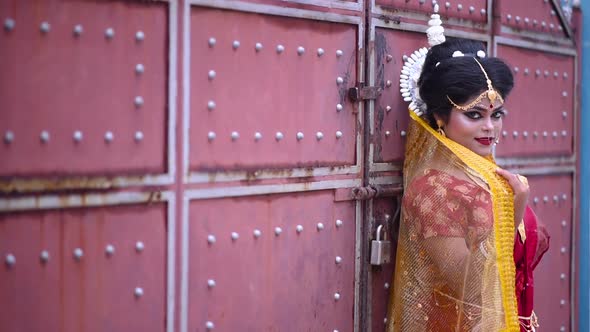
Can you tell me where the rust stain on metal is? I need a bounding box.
[0,176,146,194]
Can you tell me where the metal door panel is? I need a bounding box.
[495,44,575,157]
[528,174,573,332]
[189,6,358,171]
[0,203,167,332]
[375,0,488,22]
[187,191,356,331]
[496,0,568,37]
[0,1,169,177]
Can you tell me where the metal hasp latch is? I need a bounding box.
[370,224,391,266]
[348,84,382,102]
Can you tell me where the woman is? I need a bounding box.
[387,8,549,332]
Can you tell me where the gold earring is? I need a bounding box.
[436,120,446,137]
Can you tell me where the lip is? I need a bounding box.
[475,137,494,146]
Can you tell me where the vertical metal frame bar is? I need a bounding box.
[183,0,363,184]
[0,191,177,332]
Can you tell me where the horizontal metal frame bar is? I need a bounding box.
[494,35,577,56]
[497,155,576,166]
[372,6,490,32]
[498,26,574,48]
[504,165,576,176]
[187,165,360,183]
[273,0,362,11]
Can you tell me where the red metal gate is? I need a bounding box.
[0,1,580,332]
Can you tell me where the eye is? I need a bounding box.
[464,111,482,119]
[492,110,507,119]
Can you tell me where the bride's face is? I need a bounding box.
[439,96,506,157]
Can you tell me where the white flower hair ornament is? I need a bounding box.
[399,3,446,117]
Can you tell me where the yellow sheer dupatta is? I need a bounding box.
[386,111,519,332]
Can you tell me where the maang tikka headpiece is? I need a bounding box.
[399,2,503,115]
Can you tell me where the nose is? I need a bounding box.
[482,116,494,133]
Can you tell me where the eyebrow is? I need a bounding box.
[470,105,505,112]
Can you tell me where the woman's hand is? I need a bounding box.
[496,168,530,229]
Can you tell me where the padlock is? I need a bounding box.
[370,224,391,265]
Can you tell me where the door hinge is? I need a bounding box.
[351,184,403,200]
[348,84,382,102]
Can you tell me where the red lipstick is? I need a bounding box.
[475,137,493,146]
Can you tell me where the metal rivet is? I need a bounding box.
[135,31,145,42]
[515,16,521,23]
[336,50,343,57]
[562,91,568,97]
[105,244,115,256]
[561,299,566,306]
[208,37,216,47]
[535,69,541,77]
[524,17,530,24]
[457,4,463,11]
[386,105,392,112]
[384,283,390,289]
[524,68,529,75]
[135,96,144,108]
[297,46,305,55]
[40,130,50,143]
[336,219,343,227]
[543,196,549,203]
[551,9,556,16]
[134,131,144,142]
[533,19,538,26]
[317,48,324,56]
[232,40,240,49]
[533,131,539,138]
[553,131,558,138]
[207,235,216,244]
[336,131,343,139]
[105,27,114,39]
[384,318,388,324]
[207,131,216,141]
[561,326,566,332]
[275,132,284,141]
[254,132,262,141]
[253,229,262,238]
[40,21,50,33]
[564,72,569,79]
[533,197,539,204]
[506,14,512,21]
[208,70,216,80]
[402,55,408,61]
[513,131,518,138]
[554,71,559,78]
[73,130,83,143]
[550,23,555,30]
[562,220,567,227]
[542,21,547,28]
[385,131,391,137]
[480,8,486,15]
[562,194,568,200]
[135,241,145,252]
[561,247,567,254]
[469,6,474,13]
[40,250,50,263]
[561,273,566,280]
[136,64,145,75]
[335,256,342,264]
[316,132,324,141]
[558,25,563,31]
[274,227,282,236]
[386,80,392,87]
[513,67,519,73]
[104,131,114,143]
[231,131,239,141]
[276,44,284,53]
[317,223,325,231]
[401,130,407,137]
[336,77,344,85]
[4,18,15,31]
[544,70,550,77]
[419,0,425,4]
[231,232,239,241]
[554,195,559,202]
[5,254,16,267]
[296,225,304,234]
[543,131,548,138]
[563,111,568,118]
[502,130,508,137]
[522,131,528,138]
[73,248,84,261]
[386,54,393,62]
[205,101,216,111]
[207,279,216,288]
[134,287,144,298]
[296,132,304,141]
[4,131,14,144]
[334,293,341,301]
[73,24,83,36]
[445,2,450,9]
[336,104,343,112]
[255,42,263,52]
[206,321,214,330]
